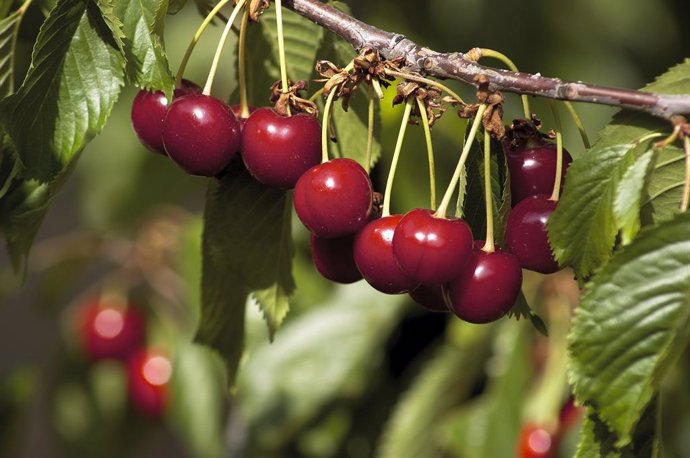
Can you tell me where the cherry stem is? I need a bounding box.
[634,132,665,146]
[481,129,495,253]
[550,131,564,201]
[308,87,324,102]
[681,136,690,212]
[382,99,414,217]
[321,88,337,163]
[365,85,376,172]
[202,0,246,96]
[415,96,437,210]
[383,68,465,106]
[371,77,385,100]
[435,104,488,218]
[17,0,32,15]
[477,48,530,118]
[176,0,233,88]
[238,7,250,118]
[563,101,591,149]
[275,0,291,116]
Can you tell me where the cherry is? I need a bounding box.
[127,349,172,418]
[392,208,473,284]
[77,299,145,361]
[503,142,572,205]
[241,108,321,189]
[517,424,556,458]
[294,158,373,238]
[310,233,362,284]
[409,284,449,312]
[443,246,522,324]
[230,104,255,131]
[353,215,419,294]
[505,195,560,274]
[162,94,240,176]
[131,79,200,155]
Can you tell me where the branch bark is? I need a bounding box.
[283,0,690,120]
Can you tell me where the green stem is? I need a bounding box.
[203,0,246,96]
[176,0,233,88]
[308,87,324,102]
[275,0,291,115]
[435,104,488,218]
[238,7,250,118]
[681,136,690,212]
[415,97,437,210]
[550,131,564,201]
[635,132,665,145]
[365,85,376,172]
[382,99,414,217]
[321,88,337,163]
[547,99,563,134]
[563,101,591,149]
[481,129,495,253]
[17,0,32,14]
[479,48,530,118]
[383,68,466,106]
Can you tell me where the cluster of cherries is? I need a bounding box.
[77,297,172,418]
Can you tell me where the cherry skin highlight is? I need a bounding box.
[503,142,572,205]
[409,284,449,312]
[131,79,200,155]
[162,94,240,176]
[505,195,561,274]
[443,247,522,324]
[353,215,419,294]
[294,158,373,238]
[241,108,321,188]
[310,233,362,284]
[127,349,172,418]
[517,424,556,458]
[392,208,473,284]
[77,299,145,362]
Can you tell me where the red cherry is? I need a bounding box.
[505,195,561,274]
[517,424,556,458]
[392,209,473,284]
[310,233,362,284]
[443,247,522,324]
[162,94,240,176]
[353,215,419,294]
[127,349,172,418]
[77,299,145,361]
[130,79,200,155]
[504,142,572,205]
[294,158,373,238]
[409,284,449,312]
[241,108,321,188]
[230,104,255,131]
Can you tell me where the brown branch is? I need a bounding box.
[283,0,690,120]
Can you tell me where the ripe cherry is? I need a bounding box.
[353,215,419,294]
[409,284,449,312]
[310,233,362,284]
[230,104,255,131]
[294,158,373,238]
[505,195,560,274]
[162,94,240,176]
[127,349,172,418]
[77,299,145,361]
[131,79,200,155]
[503,142,572,205]
[517,424,556,458]
[241,108,321,189]
[443,246,522,324]
[392,209,473,284]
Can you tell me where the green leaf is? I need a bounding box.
[0,0,125,183]
[641,145,685,223]
[568,212,690,446]
[167,0,187,14]
[506,291,548,336]
[0,8,23,98]
[614,148,656,245]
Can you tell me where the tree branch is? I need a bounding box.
[283,0,690,120]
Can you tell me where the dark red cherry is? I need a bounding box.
[443,247,522,324]
[517,424,556,458]
[162,94,240,176]
[392,209,473,284]
[127,349,172,418]
[504,142,572,205]
[131,79,200,155]
[409,284,449,312]
[230,104,255,131]
[77,299,145,361]
[294,158,373,238]
[353,215,419,294]
[241,108,321,188]
[505,195,560,274]
[310,233,362,284]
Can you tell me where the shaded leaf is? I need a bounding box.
[0,8,23,98]
[614,148,655,245]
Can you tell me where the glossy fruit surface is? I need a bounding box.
[393,209,473,284]
[241,108,321,188]
[131,79,200,155]
[353,215,419,294]
[310,233,362,284]
[127,349,172,418]
[504,142,572,205]
[409,284,449,312]
[505,195,560,274]
[443,247,522,323]
[294,158,373,238]
[78,300,145,361]
[162,94,240,176]
[517,424,555,458]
